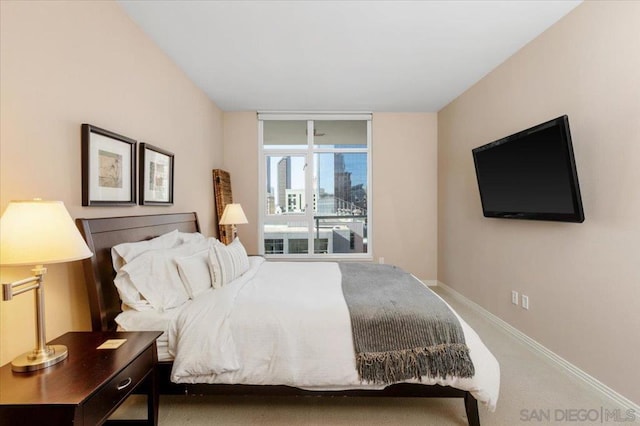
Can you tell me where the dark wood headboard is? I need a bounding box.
[76,213,200,332]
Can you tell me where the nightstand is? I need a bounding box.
[0,331,162,426]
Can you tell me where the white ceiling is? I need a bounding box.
[118,0,581,112]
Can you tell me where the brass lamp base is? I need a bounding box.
[11,344,68,372]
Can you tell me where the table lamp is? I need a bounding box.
[219,203,248,241]
[0,199,93,372]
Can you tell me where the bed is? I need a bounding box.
[76,212,499,426]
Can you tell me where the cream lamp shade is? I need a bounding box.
[219,203,248,226]
[0,200,93,266]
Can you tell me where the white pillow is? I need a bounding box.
[178,232,206,245]
[175,249,212,298]
[111,230,179,273]
[116,240,210,310]
[207,244,223,289]
[211,238,250,286]
[113,273,154,311]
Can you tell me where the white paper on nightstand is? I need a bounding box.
[97,339,127,350]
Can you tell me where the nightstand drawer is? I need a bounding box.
[83,347,154,425]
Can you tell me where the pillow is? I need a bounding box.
[211,237,250,286]
[207,244,223,289]
[111,230,179,273]
[113,272,154,311]
[175,249,212,298]
[116,240,210,310]
[178,232,206,245]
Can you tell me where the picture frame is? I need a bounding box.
[139,143,174,206]
[81,124,137,206]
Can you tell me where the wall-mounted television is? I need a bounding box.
[472,115,584,223]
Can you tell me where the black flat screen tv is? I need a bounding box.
[472,115,584,223]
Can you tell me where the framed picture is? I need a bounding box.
[139,143,174,205]
[81,124,137,206]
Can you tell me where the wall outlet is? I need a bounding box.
[522,295,529,310]
[378,257,385,264]
[511,290,519,305]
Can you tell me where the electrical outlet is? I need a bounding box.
[511,291,519,305]
[522,295,529,310]
[379,257,385,264]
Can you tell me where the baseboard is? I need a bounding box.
[422,279,438,287]
[436,281,640,413]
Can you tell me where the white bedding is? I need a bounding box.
[163,257,500,410]
[116,304,186,361]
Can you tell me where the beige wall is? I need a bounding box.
[222,112,438,280]
[372,113,438,280]
[0,1,223,364]
[223,112,260,254]
[438,0,640,404]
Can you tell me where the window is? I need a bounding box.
[288,239,309,254]
[264,239,284,254]
[259,114,372,259]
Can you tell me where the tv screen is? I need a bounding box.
[472,115,584,223]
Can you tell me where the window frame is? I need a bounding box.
[258,113,372,260]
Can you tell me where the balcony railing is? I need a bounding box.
[313,214,367,242]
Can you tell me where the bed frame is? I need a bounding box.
[76,212,481,426]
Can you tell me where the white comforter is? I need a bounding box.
[167,258,500,410]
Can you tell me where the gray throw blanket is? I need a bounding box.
[339,263,475,384]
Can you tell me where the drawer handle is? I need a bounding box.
[116,377,132,391]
